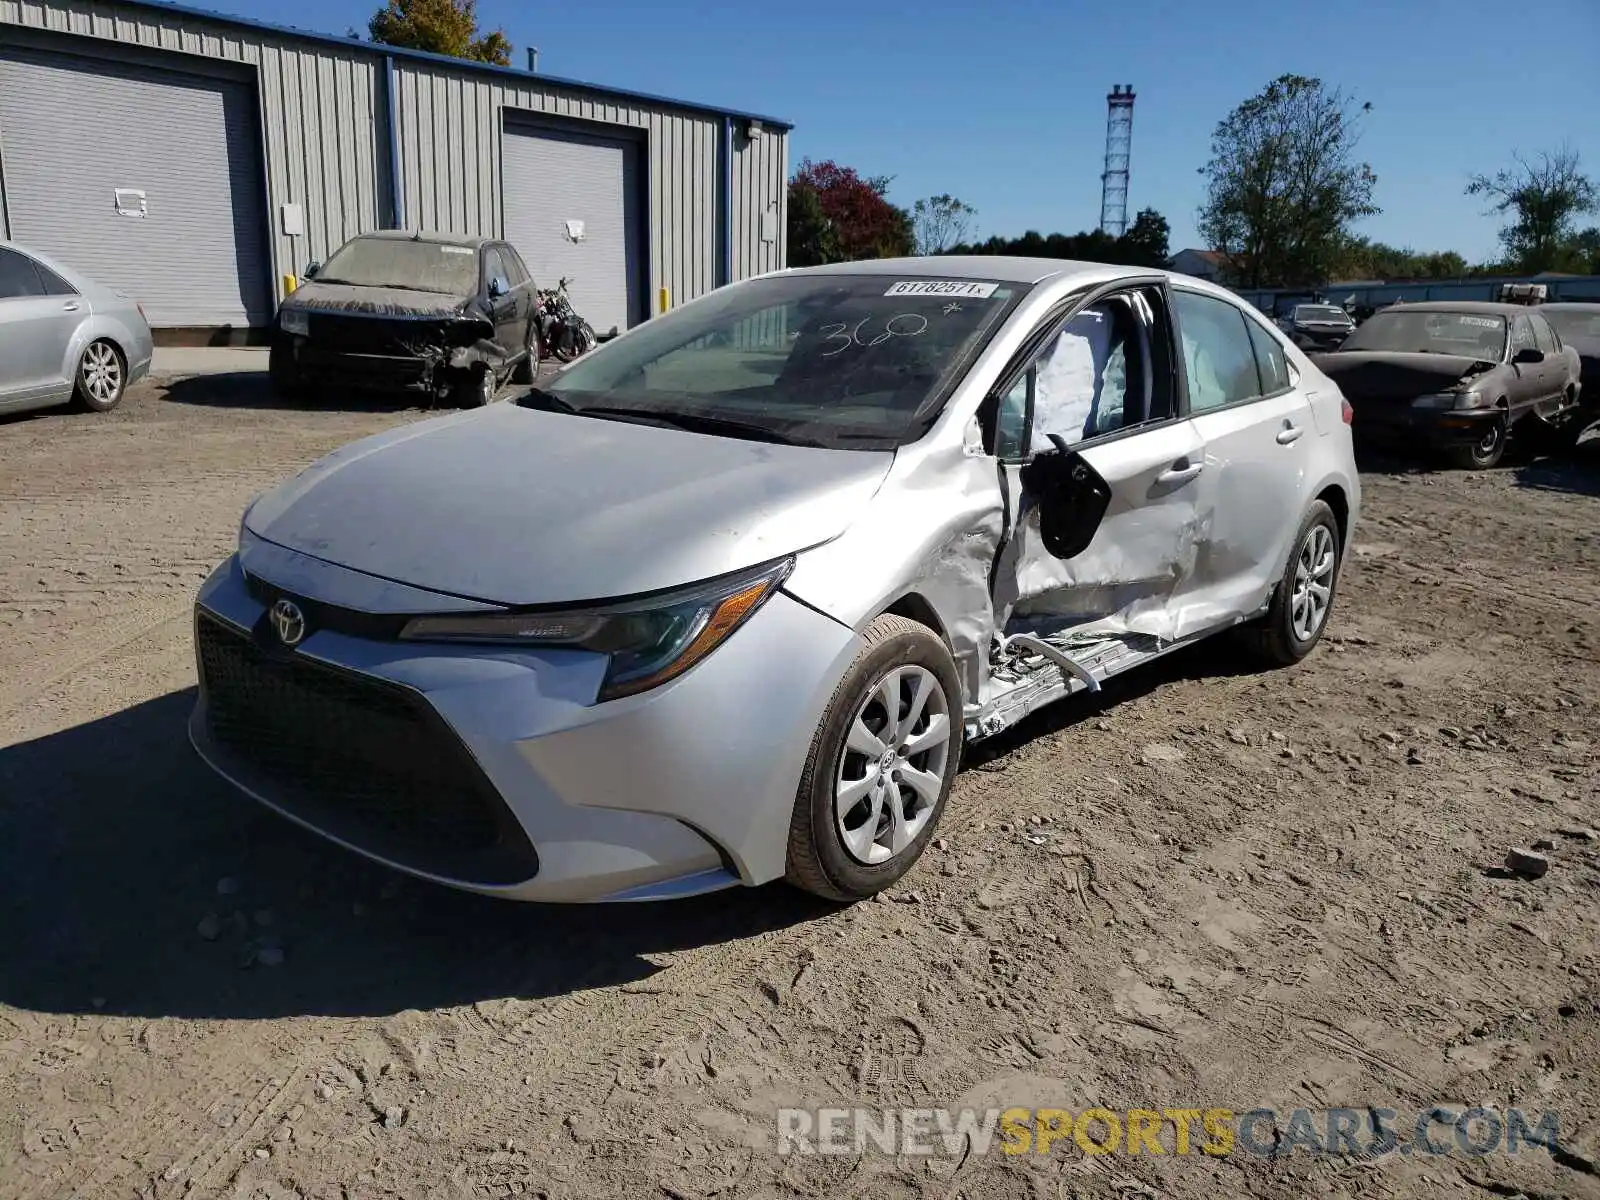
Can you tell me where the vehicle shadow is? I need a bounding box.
[1512,450,1600,498]
[0,689,834,1022]
[965,634,1260,769]
[158,371,433,414]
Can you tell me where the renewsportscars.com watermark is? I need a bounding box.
[777,1106,1568,1160]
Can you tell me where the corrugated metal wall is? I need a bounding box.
[732,126,788,279]
[0,0,787,319]
[0,0,386,296]
[390,61,724,311]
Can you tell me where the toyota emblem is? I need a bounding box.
[269,598,307,648]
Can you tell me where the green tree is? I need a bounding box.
[786,180,840,268]
[368,0,511,65]
[1466,147,1598,273]
[911,194,977,255]
[1119,208,1171,268]
[1336,237,1468,280]
[1197,74,1379,288]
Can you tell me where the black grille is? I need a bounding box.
[244,573,412,642]
[196,613,538,885]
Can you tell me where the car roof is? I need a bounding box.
[350,230,495,249]
[1538,301,1600,311]
[776,255,1147,286]
[1380,300,1535,317]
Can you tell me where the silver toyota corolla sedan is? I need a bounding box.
[191,257,1360,903]
[0,240,153,416]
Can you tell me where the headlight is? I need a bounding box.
[399,557,794,702]
[280,308,310,336]
[1413,390,1486,410]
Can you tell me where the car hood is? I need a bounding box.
[1310,351,1498,399]
[243,404,895,606]
[283,279,473,319]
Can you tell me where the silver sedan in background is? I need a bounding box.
[0,240,153,416]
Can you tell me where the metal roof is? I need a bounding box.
[109,0,795,130]
[782,256,1131,286]
[1384,300,1542,315]
[358,229,492,247]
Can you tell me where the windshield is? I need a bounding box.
[1295,305,1351,324]
[316,238,480,294]
[1341,310,1507,359]
[1544,308,1600,342]
[539,273,1027,449]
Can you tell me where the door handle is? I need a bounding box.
[1276,422,1304,445]
[1156,460,1204,486]
[62,301,81,312]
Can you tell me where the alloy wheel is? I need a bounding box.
[81,342,121,405]
[835,664,952,864]
[1290,524,1336,642]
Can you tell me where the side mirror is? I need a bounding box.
[488,278,506,299]
[1018,434,1113,560]
[303,261,320,279]
[1513,347,1544,365]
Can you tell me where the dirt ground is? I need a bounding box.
[2,372,1599,1200]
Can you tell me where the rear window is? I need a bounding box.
[543,273,1028,450]
[1545,308,1600,342]
[316,237,480,295]
[1295,305,1351,323]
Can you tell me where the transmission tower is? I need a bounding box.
[1099,84,1136,237]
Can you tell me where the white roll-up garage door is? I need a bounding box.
[0,46,272,329]
[501,123,643,337]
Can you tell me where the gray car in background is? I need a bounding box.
[0,240,153,416]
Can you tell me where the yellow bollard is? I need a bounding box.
[658,286,670,314]
[283,274,299,295]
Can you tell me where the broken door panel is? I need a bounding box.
[992,418,1210,640]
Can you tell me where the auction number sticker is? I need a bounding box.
[885,280,999,298]
[1459,316,1501,327]
[440,245,475,255]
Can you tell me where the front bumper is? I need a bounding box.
[1352,403,1501,446]
[190,550,860,902]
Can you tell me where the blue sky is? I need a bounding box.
[216,0,1598,261]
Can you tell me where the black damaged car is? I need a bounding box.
[269,231,539,407]
[1312,301,1581,469]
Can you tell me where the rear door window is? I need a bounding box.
[1245,318,1292,395]
[0,248,46,299]
[1530,314,1559,354]
[1173,289,1263,412]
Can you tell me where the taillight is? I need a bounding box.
[1341,397,1354,425]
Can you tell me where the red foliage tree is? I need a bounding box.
[789,158,913,264]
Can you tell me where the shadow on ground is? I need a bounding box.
[158,372,434,413]
[1513,442,1600,498]
[0,635,1272,1023]
[0,689,833,1021]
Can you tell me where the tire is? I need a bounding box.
[511,321,539,384]
[453,366,496,408]
[72,339,126,412]
[1444,413,1506,470]
[785,614,962,902]
[267,342,312,405]
[552,320,597,362]
[1240,500,1342,668]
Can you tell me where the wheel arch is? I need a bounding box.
[1314,482,1351,552]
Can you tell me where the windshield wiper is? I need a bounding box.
[576,406,805,445]
[516,387,578,413]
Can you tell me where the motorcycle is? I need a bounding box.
[535,276,598,362]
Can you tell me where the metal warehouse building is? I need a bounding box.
[0,0,791,339]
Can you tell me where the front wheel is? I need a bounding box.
[1445,416,1506,470]
[511,321,540,384]
[453,366,496,408]
[73,339,126,412]
[552,320,597,362]
[785,614,962,902]
[1239,500,1342,668]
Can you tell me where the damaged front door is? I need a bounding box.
[987,282,1209,677]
